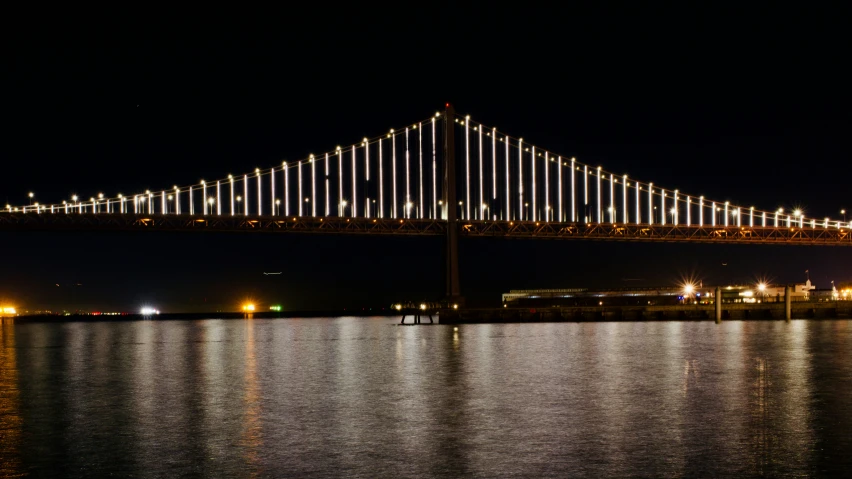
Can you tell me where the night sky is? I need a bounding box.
[1,7,850,312]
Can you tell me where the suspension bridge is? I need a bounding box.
[2,104,850,303]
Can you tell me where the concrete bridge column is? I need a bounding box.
[715,286,722,322]
[443,103,463,307]
[785,285,792,321]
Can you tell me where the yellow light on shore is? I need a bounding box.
[242,303,255,312]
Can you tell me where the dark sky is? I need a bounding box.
[1,7,850,312]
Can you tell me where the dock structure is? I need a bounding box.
[396,301,441,324]
[439,300,852,324]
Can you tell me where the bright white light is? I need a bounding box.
[257,170,262,216]
[478,123,483,220]
[518,139,524,221]
[140,307,159,315]
[545,151,550,221]
[608,173,614,223]
[596,165,601,223]
[284,163,290,216]
[492,127,497,203]
[711,201,716,226]
[353,145,358,218]
[672,190,678,225]
[571,158,576,222]
[532,146,537,221]
[378,140,384,218]
[635,180,640,225]
[686,196,691,227]
[583,163,588,214]
[465,119,470,220]
[326,153,331,217]
[392,132,398,218]
[406,127,412,219]
[433,120,438,219]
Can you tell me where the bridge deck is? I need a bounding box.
[1,212,850,245]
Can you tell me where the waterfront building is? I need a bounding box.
[502,281,822,307]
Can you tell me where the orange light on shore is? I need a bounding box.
[1,306,16,316]
[242,303,255,312]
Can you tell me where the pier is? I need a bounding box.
[438,301,852,324]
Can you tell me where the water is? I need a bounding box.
[2,318,851,478]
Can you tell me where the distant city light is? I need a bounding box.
[269,305,282,312]
[243,303,255,312]
[140,307,159,315]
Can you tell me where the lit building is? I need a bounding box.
[502,281,819,307]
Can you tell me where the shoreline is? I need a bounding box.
[3,310,404,322]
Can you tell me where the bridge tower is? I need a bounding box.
[443,104,463,307]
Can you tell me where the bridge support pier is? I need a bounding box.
[443,103,463,308]
[785,285,792,321]
[715,286,722,322]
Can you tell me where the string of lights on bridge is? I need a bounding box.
[7,110,850,232]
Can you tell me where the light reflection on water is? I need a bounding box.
[1,318,851,477]
[0,323,24,477]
